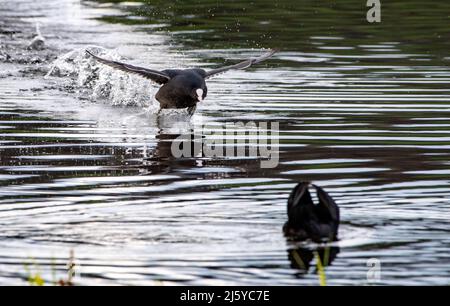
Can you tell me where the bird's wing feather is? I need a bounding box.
[205,49,278,79]
[287,182,315,225]
[86,50,170,85]
[313,184,340,223]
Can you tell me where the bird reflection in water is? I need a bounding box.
[287,246,340,276]
[141,130,203,174]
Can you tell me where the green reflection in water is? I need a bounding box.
[91,0,450,57]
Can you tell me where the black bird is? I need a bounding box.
[283,182,340,242]
[85,49,277,114]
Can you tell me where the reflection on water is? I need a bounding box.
[0,0,449,285]
[287,246,340,275]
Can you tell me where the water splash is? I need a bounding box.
[47,46,159,111]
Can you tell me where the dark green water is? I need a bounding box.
[96,0,450,54]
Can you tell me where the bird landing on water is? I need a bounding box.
[86,49,278,115]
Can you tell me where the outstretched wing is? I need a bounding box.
[205,49,278,79]
[86,50,171,85]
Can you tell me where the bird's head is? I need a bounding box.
[192,88,205,102]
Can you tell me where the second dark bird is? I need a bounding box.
[283,182,340,242]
